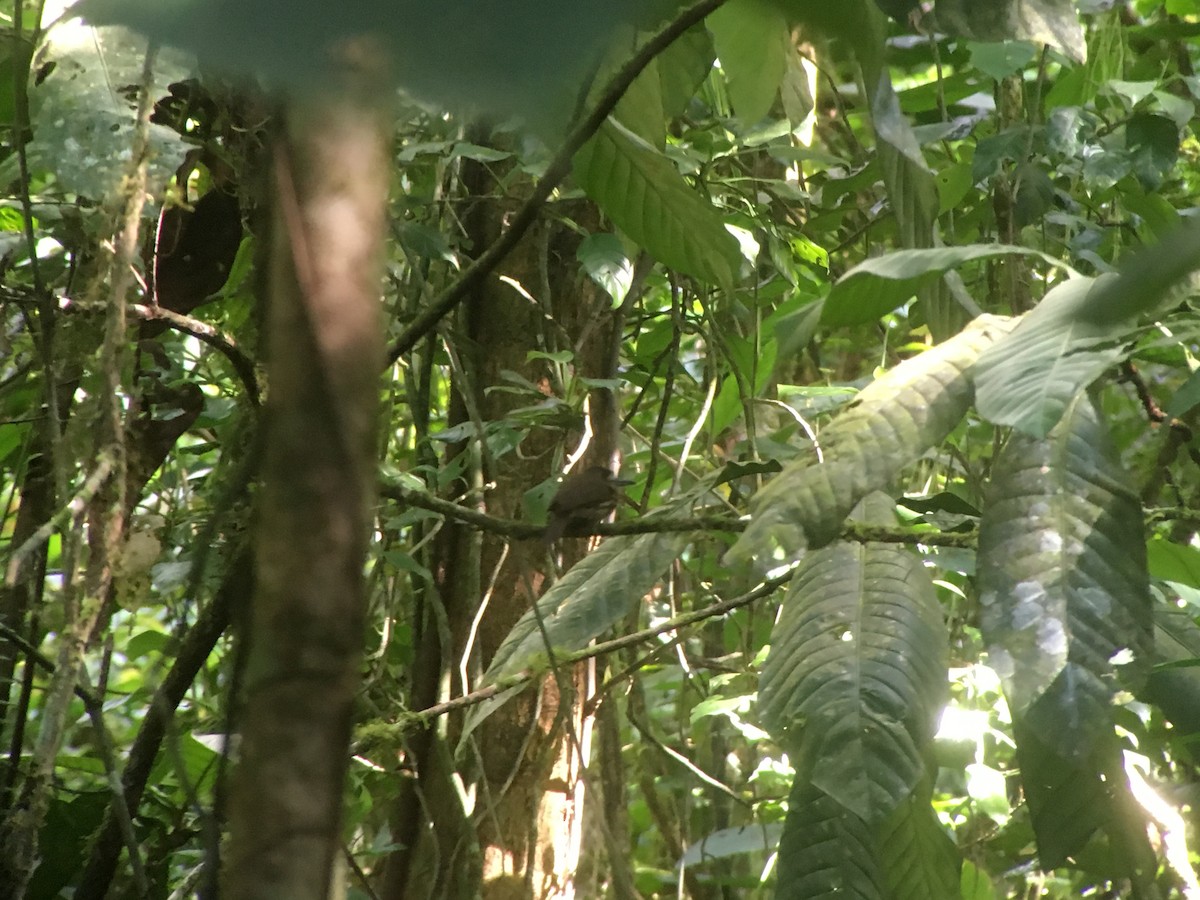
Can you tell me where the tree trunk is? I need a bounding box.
[224,43,388,900]
[381,145,622,899]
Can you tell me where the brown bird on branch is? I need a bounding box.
[542,465,633,544]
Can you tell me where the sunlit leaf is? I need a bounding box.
[573,119,741,286]
[761,540,947,822]
[821,245,1069,328]
[707,0,789,124]
[978,393,1153,720]
[975,224,1200,436]
[731,315,1015,565]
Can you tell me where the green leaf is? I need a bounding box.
[878,782,962,900]
[1012,708,1153,872]
[707,0,789,124]
[821,245,1069,329]
[973,277,1125,437]
[577,233,634,304]
[983,396,1158,875]
[772,775,957,900]
[730,315,1015,564]
[1145,608,1200,737]
[614,55,667,147]
[461,531,690,745]
[760,541,948,822]
[1082,223,1200,325]
[1126,112,1180,190]
[773,780,888,899]
[656,24,714,120]
[573,119,741,287]
[484,530,689,682]
[1147,537,1200,588]
[975,225,1200,436]
[978,394,1153,723]
[967,41,1038,81]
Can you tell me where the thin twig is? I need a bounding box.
[392,571,793,726]
[0,622,149,893]
[129,304,261,406]
[378,479,981,547]
[4,450,115,586]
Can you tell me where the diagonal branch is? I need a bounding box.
[385,0,730,364]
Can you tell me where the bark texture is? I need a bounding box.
[225,44,389,900]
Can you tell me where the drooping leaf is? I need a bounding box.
[74,0,677,129]
[979,398,1154,873]
[973,277,1125,437]
[730,315,1015,565]
[1012,708,1153,872]
[772,776,957,900]
[821,245,1070,329]
[978,393,1153,722]
[773,780,888,900]
[877,780,962,900]
[656,23,714,120]
[573,119,741,287]
[850,1,960,338]
[460,531,690,745]
[1080,222,1200,325]
[484,530,690,683]
[613,54,667,147]
[706,0,789,124]
[975,225,1200,436]
[760,540,947,822]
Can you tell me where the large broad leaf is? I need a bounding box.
[760,540,947,822]
[460,531,689,744]
[706,0,789,124]
[978,394,1152,726]
[74,0,678,128]
[1012,707,1154,873]
[973,276,1124,437]
[573,119,741,287]
[931,0,1086,63]
[730,314,1015,565]
[773,777,957,900]
[773,780,888,899]
[974,224,1200,437]
[30,21,189,199]
[877,780,961,900]
[820,245,1071,329]
[979,395,1154,873]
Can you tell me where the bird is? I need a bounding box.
[542,466,632,544]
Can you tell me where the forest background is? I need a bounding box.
[3,0,1200,898]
